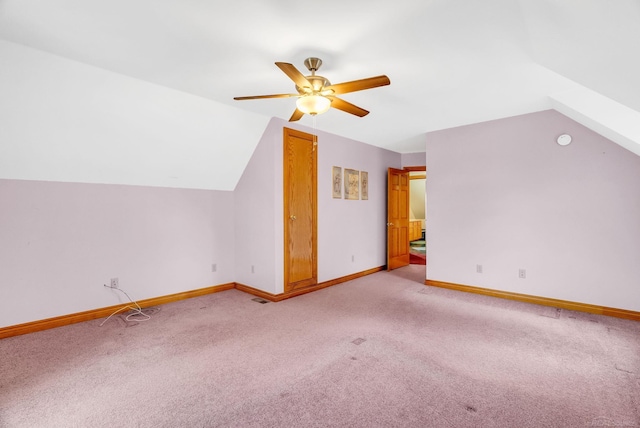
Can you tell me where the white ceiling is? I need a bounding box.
[1,0,639,188]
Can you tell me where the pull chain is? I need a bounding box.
[312,114,318,151]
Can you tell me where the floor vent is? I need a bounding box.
[352,338,366,345]
[251,297,269,304]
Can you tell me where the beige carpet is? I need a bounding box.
[1,265,639,427]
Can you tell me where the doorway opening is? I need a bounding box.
[408,169,426,265]
[386,164,426,284]
[386,165,426,277]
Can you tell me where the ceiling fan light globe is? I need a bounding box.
[296,95,331,115]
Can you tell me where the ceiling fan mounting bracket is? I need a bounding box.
[303,57,322,74]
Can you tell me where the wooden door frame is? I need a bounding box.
[386,165,426,270]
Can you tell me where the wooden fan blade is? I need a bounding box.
[275,62,312,90]
[289,108,304,122]
[329,97,369,117]
[324,75,390,95]
[234,93,297,100]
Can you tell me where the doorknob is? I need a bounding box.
[290,215,297,220]
[387,222,394,226]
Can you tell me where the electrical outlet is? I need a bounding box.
[519,269,526,279]
[251,265,255,274]
[476,264,483,274]
[211,263,217,272]
[352,255,355,262]
[110,278,119,289]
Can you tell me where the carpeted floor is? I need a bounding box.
[1,265,639,427]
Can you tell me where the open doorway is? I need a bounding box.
[386,166,426,278]
[408,169,426,265]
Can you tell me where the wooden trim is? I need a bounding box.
[236,266,386,302]
[0,283,235,340]
[234,283,282,302]
[403,166,426,171]
[2,266,386,339]
[135,283,235,308]
[286,266,385,300]
[425,279,640,322]
[318,266,385,289]
[7,274,635,341]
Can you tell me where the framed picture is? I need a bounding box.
[360,171,368,200]
[332,166,342,199]
[344,168,359,200]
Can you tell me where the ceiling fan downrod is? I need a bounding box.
[303,57,322,75]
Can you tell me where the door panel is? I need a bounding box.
[284,128,317,292]
[387,168,410,270]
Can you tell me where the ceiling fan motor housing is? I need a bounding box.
[296,75,331,94]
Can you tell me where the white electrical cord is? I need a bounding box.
[100,285,152,327]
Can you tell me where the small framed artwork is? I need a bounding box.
[344,168,360,200]
[332,166,342,199]
[360,171,368,200]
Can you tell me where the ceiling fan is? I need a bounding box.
[234,57,390,121]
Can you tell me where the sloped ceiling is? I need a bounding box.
[0,0,639,189]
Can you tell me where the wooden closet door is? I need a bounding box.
[283,128,317,292]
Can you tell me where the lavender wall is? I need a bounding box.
[401,152,427,167]
[0,179,235,328]
[1,117,401,328]
[314,127,401,282]
[425,110,640,311]
[234,119,283,294]
[234,118,401,294]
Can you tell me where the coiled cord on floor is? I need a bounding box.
[100,285,151,326]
